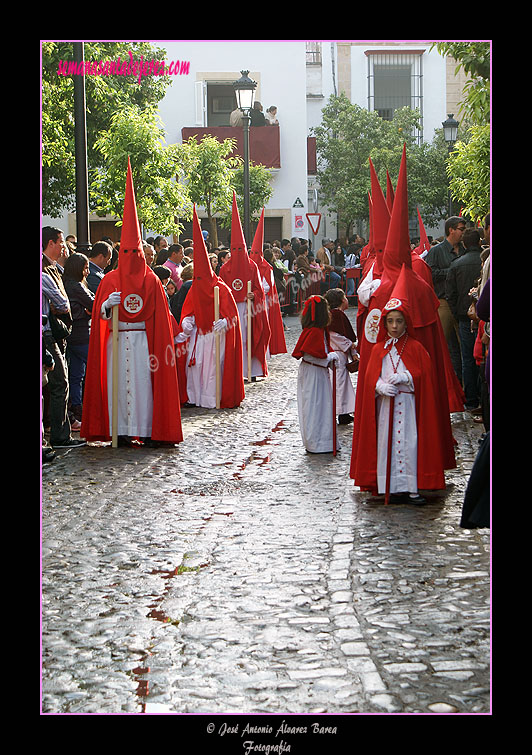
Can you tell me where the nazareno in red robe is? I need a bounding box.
[81,158,182,444]
[178,275,245,409]
[351,332,446,495]
[81,265,183,444]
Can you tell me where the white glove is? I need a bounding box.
[104,291,121,309]
[388,371,409,385]
[376,378,398,397]
[181,315,195,336]
[369,278,382,296]
[326,352,340,365]
[213,318,228,333]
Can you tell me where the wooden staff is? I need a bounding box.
[247,280,252,382]
[384,396,395,505]
[332,360,337,457]
[214,285,221,409]
[111,302,119,448]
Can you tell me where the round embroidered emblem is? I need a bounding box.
[384,297,402,311]
[232,279,244,292]
[123,293,144,314]
[364,307,382,343]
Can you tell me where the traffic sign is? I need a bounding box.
[306,213,322,235]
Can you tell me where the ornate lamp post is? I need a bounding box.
[233,70,257,245]
[442,114,459,217]
[72,42,91,254]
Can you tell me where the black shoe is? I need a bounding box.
[182,402,196,408]
[338,414,354,425]
[51,438,86,449]
[42,447,56,463]
[407,494,427,505]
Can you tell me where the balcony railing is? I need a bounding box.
[181,125,280,169]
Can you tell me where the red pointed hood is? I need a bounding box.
[360,192,376,274]
[117,157,151,322]
[369,158,390,275]
[222,192,253,303]
[250,207,265,263]
[386,170,395,213]
[380,261,439,337]
[414,207,431,256]
[382,144,412,279]
[189,204,218,333]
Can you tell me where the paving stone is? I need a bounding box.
[41,312,490,716]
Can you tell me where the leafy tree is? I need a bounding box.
[313,95,451,235]
[176,135,242,248]
[219,162,274,234]
[431,42,491,222]
[447,125,490,223]
[41,41,172,216]
[90,105,191,236]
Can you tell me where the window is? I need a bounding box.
[366,51,423,142]
[306,42,322,65]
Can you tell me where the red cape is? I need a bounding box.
[219,256,271,374]
[252,256,287,355]
[328,308,356,342]
[292,326,330,360]
[179,276,245,409]
[350,335,446,493]
[81,268,183,443]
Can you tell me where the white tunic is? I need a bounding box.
[375,345,417,494]
[180,315,227,409]
[104,312,153,438]
[328,331,356,415]
[237,300,265,378]
[297,333,340,453]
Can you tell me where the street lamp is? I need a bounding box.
[233,70,257,245]
[73,42,91,255]
[442,114,459,216]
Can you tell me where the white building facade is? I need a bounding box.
[43,40,462,246]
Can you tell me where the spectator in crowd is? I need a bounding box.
[62,252,95,428]
[265,105,278,125]
[250,101,266,126]
[86,241,113,294]
[216,249,231,274]
[445,227,483,412]
[163,243,185,289]
[170,262,194,324]
[424,216,466,381]
[42,226,86,449]
[154,235,169,259]
[316,238,342,290]
[143,241,155,268]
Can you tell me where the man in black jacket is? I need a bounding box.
[445,228,483,411]
[425,216,466,380]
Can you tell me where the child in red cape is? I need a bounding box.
[352,296,446,503]
[292,295,340,453]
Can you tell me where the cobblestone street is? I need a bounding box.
[41,311,490,722]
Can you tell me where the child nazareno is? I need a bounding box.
[292,295,340,454]
[352,295,446,504]
[324,288,359,426]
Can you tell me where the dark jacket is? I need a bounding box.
[424,238,465,298]
[445,247,482,320]
[63,278,95,345]
[86,260,105,294]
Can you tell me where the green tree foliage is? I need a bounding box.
[90,105,191,237]
[176,135,242,248]
[432,42,490,222]
[42,41,173,216]
[219,163,274,232]
[313,95,452,234]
